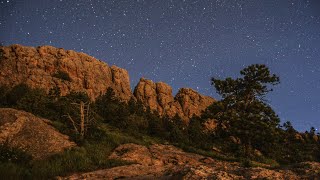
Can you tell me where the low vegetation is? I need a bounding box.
[0,64,319,179]
[53,70,72,82]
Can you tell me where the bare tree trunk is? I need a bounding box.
[86,103,90,134]
[80,101,85,139]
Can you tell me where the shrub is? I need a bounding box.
[0,162,31,179]
[6,84,30,106]
[0,144,32,165]
[53,70,72,82]
[0,144,32,179]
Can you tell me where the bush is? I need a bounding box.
[53,71,72,82]
[0,144,32,165]
[0,144,32,179]
[0,162,31,179]
[6,84,30,106]
[240,158,253,167]
[0,85,8,107]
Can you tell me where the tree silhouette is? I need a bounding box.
[208,64,280,157]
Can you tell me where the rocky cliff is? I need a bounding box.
[134,78,215,121]
[0,44,132,100]
[0,44,214,121]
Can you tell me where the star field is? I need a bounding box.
[1,0,320,132]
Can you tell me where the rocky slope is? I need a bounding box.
[62,143,320,179]
[0,44,215,121]
[0,108,75,159]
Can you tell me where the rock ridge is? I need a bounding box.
[0,44,132,100]
[0,44,215,121]
[134,78,215,122]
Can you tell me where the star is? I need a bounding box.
[0,0,319,132]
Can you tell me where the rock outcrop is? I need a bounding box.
[0,44,132,100]
[0,108,76,159]
[0,44,215,121]
[175,88,215,118]
[134,78,215,122]
[62,143,320,179]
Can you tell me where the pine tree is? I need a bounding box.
[209,64,280,157]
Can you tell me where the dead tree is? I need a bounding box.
[66,101,95,139]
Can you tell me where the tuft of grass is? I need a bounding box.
[240,158,253,168]
[29,146,129,179]
[176,143,237,162]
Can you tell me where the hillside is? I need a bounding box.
[0,44,319,179]
[0,108,319,179]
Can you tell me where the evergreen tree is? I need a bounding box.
[188,116,209,148]
[209,64,280,157]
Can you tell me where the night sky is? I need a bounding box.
[1,0,320,132]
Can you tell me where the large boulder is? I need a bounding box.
[0,44,132,100]
[0,108,76,159]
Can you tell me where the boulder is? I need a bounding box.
[0,108,76,159]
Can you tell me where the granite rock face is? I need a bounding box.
[175,88,216,118]
[134,78,215,122]
[0,108,76,159]
[0,44,215,121]
[0,44,132,100]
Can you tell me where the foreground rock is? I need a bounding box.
[63,143,320,179]
[0,108,76,159]
[0,44,132,100]
[134,78,215,122]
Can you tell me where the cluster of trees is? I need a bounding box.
[0,64,319,165]
[203,64,320,163]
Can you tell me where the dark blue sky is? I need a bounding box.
[1,0,320,132]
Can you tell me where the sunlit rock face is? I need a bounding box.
[0,44,132,100]
[0,44,215,122]
[134,78,215,122]
[175,88,215,119]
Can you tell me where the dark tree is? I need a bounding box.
[208,64,281,157]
